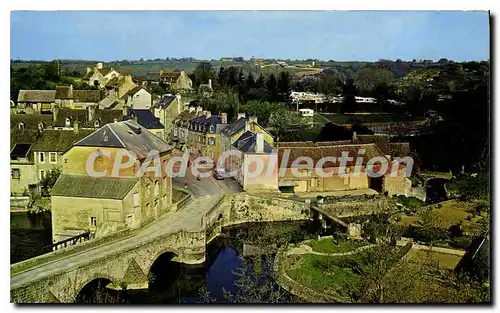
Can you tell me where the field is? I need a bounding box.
[398,200,484,234]
[406,248,462,270]
[307,238,370,254]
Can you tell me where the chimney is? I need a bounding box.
[86,67,91,74]
[352,131,357,142]
[221,113,227,124]
[176,94,182,112]
[237,112,246,119]
[208,79,212,89]
[248,116,258,125]
[69,84,74,98]
[122,105,129,117]
[125,75,134,84]
[196,106,203,112]
[53,106,59,122]
[73,121,79,134]
[245,119,250,132]
[88,105,97,122]
[205,111,211,118]
[256,133,264,153]
[96,62,103,69]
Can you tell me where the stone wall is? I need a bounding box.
[320,196,398,218]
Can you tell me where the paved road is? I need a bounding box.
[11,175,241,289]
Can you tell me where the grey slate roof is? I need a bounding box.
[123,109,164,130]
[10,143,32,158]
[152,95,176,109]
[51,174,139,199]
[74,120,172,159]
[98,95,120,109]
[221,117,246,137]
[18,90,56,103]
[232,131,273,153]
[31,129,95,153]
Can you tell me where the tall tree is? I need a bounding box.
[246,72,255,89]
[193,62,214,87]
[255,74,265,88]
[277,71,292,104]
[266,74,278,102]
[217,66,227,89]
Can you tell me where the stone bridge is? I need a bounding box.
[11,192,310,303]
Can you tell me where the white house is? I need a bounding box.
[125,86,152,109]
[299,108,314,117]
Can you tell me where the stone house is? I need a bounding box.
[52,106,123,130]
[187,111,228,161]
[10,143,37,196]
[50,120,174,242]
[276,135,412,196]
[31,128,95,185]
[198,79,214,98]
[220,113,274,156]
[159,70,193,91]
[83,62,122,88]
[171,107,204,150]
[55,85,102,109]
[17,90,56,113]
[152,94,186,140]
[122,86,152,109]
[226,131,278,192]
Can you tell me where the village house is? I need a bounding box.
[171,107,204,150]
[52,106,123,130]
[83,62,122,88]
[50,120,174,242]
[10,143,36,197]
[187,111,228,160]
[152,94,185,140]
[122,85,152,109]
[159,70,193,91]
[10,114,93,197]
[276,133,412,196]
[16,90,56,113]
[55,85,102,109]
[198,79,213,97]
[219,113,276,191]
[226,131,278,193]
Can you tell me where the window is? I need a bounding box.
[49,152,57,163]
[209,125,215,133]
[18,122,25,130]
[154,181,159,197]
[94,119,100,128]
[65,117,71,127]
[208,137,216,146]
[90,217,97,227]
[12,169,20,179]
[39,152,45,163]
[133,191,141,207]
[40,170,45,180]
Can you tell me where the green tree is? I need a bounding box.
[277,71,291,104]
[269,108,306,142]
[266,74,279,102]
[240,100,282,126]
[40,167,61,197]
[255,74,265,88]
[193,62,214,87]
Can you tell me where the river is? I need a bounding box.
[11,214,324,303]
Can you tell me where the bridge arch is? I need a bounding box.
[147,251,181,292]
[75,276,116,303]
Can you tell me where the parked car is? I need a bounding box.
[213,168,226,180]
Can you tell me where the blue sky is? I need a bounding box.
[10,11,489,61]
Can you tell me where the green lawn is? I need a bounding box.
[307,238,370,254]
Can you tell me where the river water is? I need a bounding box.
[11,213,324,303]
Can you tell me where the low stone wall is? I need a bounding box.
[205,193,311,229]
[320,196,398,218]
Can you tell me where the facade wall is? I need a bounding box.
[51,195,127,242]
[242,153,279,191]
[383,168,412,196]
[129,89,152,109]
[10,163,38,195]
